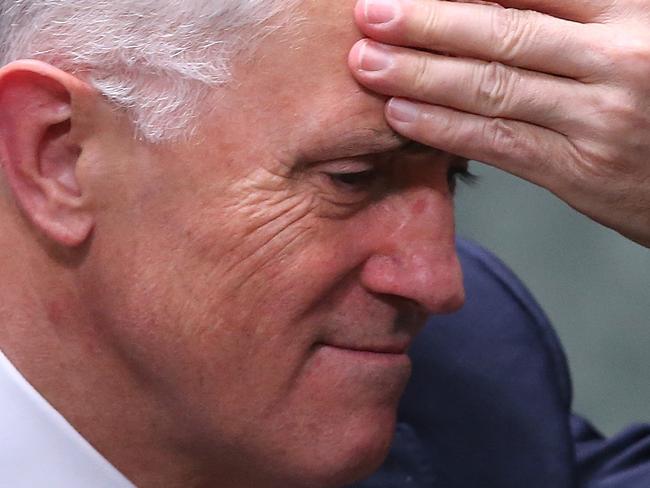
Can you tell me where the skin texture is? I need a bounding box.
[0,1,465,487]
[349,0,650,249]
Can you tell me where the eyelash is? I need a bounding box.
[448,167,479,191]
[327,166,479,192]
[327,169,379,190]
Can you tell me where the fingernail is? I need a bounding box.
[388,98,419,123]
[363,0,398,24]
[358,40,393,71]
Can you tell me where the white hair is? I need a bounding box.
[0,0,297,142]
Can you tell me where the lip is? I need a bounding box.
[315,344,412,371]
[318,340,411,355]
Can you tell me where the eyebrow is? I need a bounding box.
[301,127,413,162]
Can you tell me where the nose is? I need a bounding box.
[360,189,465,315]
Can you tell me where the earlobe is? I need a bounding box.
[0,61,94,247]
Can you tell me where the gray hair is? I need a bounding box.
[0,0,296,142]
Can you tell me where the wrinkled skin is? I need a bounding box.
[349,0,650,249]
[21,1,466,487]
[78,7,465,488]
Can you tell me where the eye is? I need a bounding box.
[326,168,380,191]
[318,158,384,195]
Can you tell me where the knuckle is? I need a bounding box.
[491,8,535,62]
[584,103,647,161]
[420,3,440,44]
[476,62,514,115]
[596,32,650,76]
[482,117,522,156]
[594,90,638,130]
[570,140,621,182]
[411,55,434,95]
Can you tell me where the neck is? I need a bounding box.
[0,211,225,488]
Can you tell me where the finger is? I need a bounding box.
[383,97,578,190]
[487,0,617,23]
[355,0,606,79]
[350,40,597,133]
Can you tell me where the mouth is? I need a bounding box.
[313,343,412,378]
[301,341,414,403]
[321,341,410,355]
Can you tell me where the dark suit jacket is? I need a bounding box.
[350,239,650,488]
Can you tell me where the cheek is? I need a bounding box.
[107,183,344,383]
[87,155,427,469]
[175,193,320,316]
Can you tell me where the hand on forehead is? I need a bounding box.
[348,0,650,248]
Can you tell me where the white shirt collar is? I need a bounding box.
[0,349,136,488]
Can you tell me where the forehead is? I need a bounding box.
[206,0,396,159]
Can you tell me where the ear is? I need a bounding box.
[0,60,95,247]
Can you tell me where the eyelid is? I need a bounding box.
[317,159,376,174]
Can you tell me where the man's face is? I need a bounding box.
[80,1,464,486]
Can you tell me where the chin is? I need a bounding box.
[282,410,398,488]
[327,430,394,487]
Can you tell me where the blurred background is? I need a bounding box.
[455,162,650,437]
